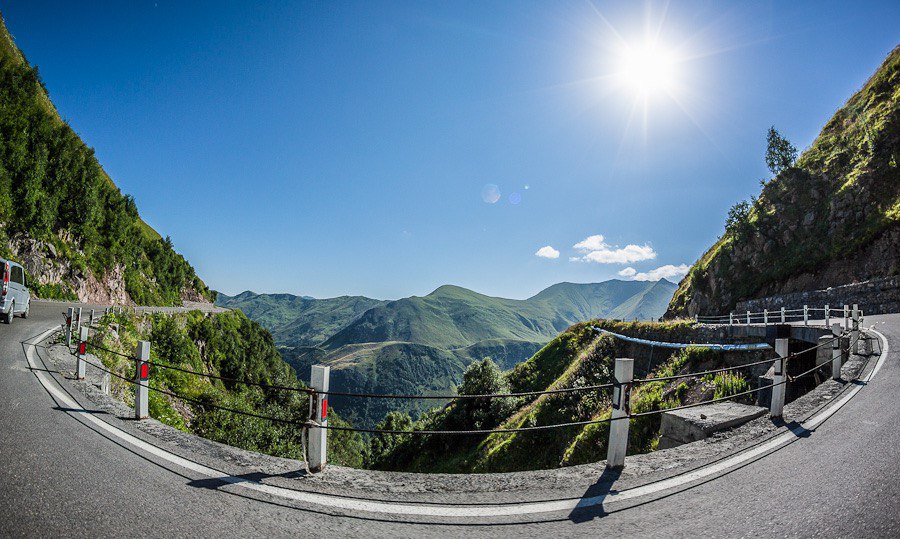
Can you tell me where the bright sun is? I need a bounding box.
[618,43,677,96]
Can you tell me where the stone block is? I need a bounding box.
[659,401,768,449]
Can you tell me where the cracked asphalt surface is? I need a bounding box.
[1,301,898,537]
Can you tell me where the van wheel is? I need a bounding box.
[3,302,12,324]
[21,301,28,319]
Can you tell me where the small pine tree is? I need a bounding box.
[765,126,797,176]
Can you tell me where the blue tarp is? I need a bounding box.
[592,327,772,351]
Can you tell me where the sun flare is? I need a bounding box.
[617,43,677,96]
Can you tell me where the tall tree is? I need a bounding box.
[765,126,798,176]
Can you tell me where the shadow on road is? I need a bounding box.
[567,466,621,523]
[188,469,309,490]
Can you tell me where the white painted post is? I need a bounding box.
[831,323,842,380]
[825,304,830,327]
[803,305,809,326]
[781,307,786,323]
[89,309,95,328]
[764,309,769,326]
[309,365,330,473]
[75,307,83,336]
[844,305,849,331]
[134,341,150,419]
[607,358,634,469]
[729,313,734,326]
[76,326,88,380]
[851,304,860,353]
[746,311,751,325]
[65,307,74,346]
[771,337,788,418]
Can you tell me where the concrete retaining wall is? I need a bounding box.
[735,275,900,315]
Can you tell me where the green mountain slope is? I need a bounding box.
[0,13,212,305]
[261,280,675,427]
[216,291,386,347]
[667,46,900,317]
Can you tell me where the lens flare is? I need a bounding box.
[481,184,501,204]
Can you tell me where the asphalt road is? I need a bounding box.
[1,302,898,537]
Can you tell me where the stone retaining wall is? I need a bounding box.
[735,275,900,316]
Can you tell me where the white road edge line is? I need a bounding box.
[25,326,890,519]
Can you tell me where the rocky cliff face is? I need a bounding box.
[667,46,900,318]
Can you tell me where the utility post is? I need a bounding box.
[607,358,634,469]
[771,326,789,418]
[831,323,842,380]
[134,341,150,419]
[76,326,89,380]
[309,365,330,473]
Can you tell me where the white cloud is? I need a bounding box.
[571,235,657,264]
[535,245,560,259]
[622,264,690,282]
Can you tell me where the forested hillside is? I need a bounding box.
[667,46,900,317]
[0,13,212,305]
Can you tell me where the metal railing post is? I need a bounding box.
[309,365,330,473]
[803,305,809,326]
[76,326,88,380]
[831,323,842,380]
[771,335,788,418]
[65,307,74,346]
[607,358,634,469]
[134,341,150,419]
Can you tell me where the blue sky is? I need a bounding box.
[2,1,898,299]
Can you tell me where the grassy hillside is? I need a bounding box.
[241,280,675,427]
[0,13,212,305]
[369,320,745,473]
[668,46,900,317]
[216,291,385,347]
[89,309,365,467]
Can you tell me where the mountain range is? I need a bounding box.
[218,279,677,426]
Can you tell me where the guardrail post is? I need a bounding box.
[89,309,95,328]
[831,323,842,380]
[606,358,634,469]
[851,304,860,353]
[65,307,74,346]
[76,326,88,380]
[780,307,785,323]
[309,365,330,473]
[825,304,830,327]
[844,305,849,331]
[729,313,733,326]
[803,305,809,326]
[75,307,83,336]
[746,311,751,325]
[134,341,150,419]
[771,335,788,418]
[763,309,768,325]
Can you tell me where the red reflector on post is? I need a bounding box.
[78,342,86,355]
[140,363,149,380]
[321,398,328,420]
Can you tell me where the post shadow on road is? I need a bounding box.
[771,417,813,439]
[187,469,309,491]
[567,466,621,523]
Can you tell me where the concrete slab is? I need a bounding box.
[659,402,768,449]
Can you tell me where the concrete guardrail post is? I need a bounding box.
[803,305,809,326]
[763,309,768,325]
[831,323,842,380]
[729,313,733,326]
[65,307,74,346]
[75,307,82,336]
[308,365,330,473]
[76,326,89,380]
[746,311,751,325]
[89,309,95,328]
[824,304,830,327]
[771,335,788,418]
[780,307,785,323]
[844,305,849,331]
[851,304,862,354]
[607,358,634,469]
[134,341,150,420]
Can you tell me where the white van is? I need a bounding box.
[1,259,30,323]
